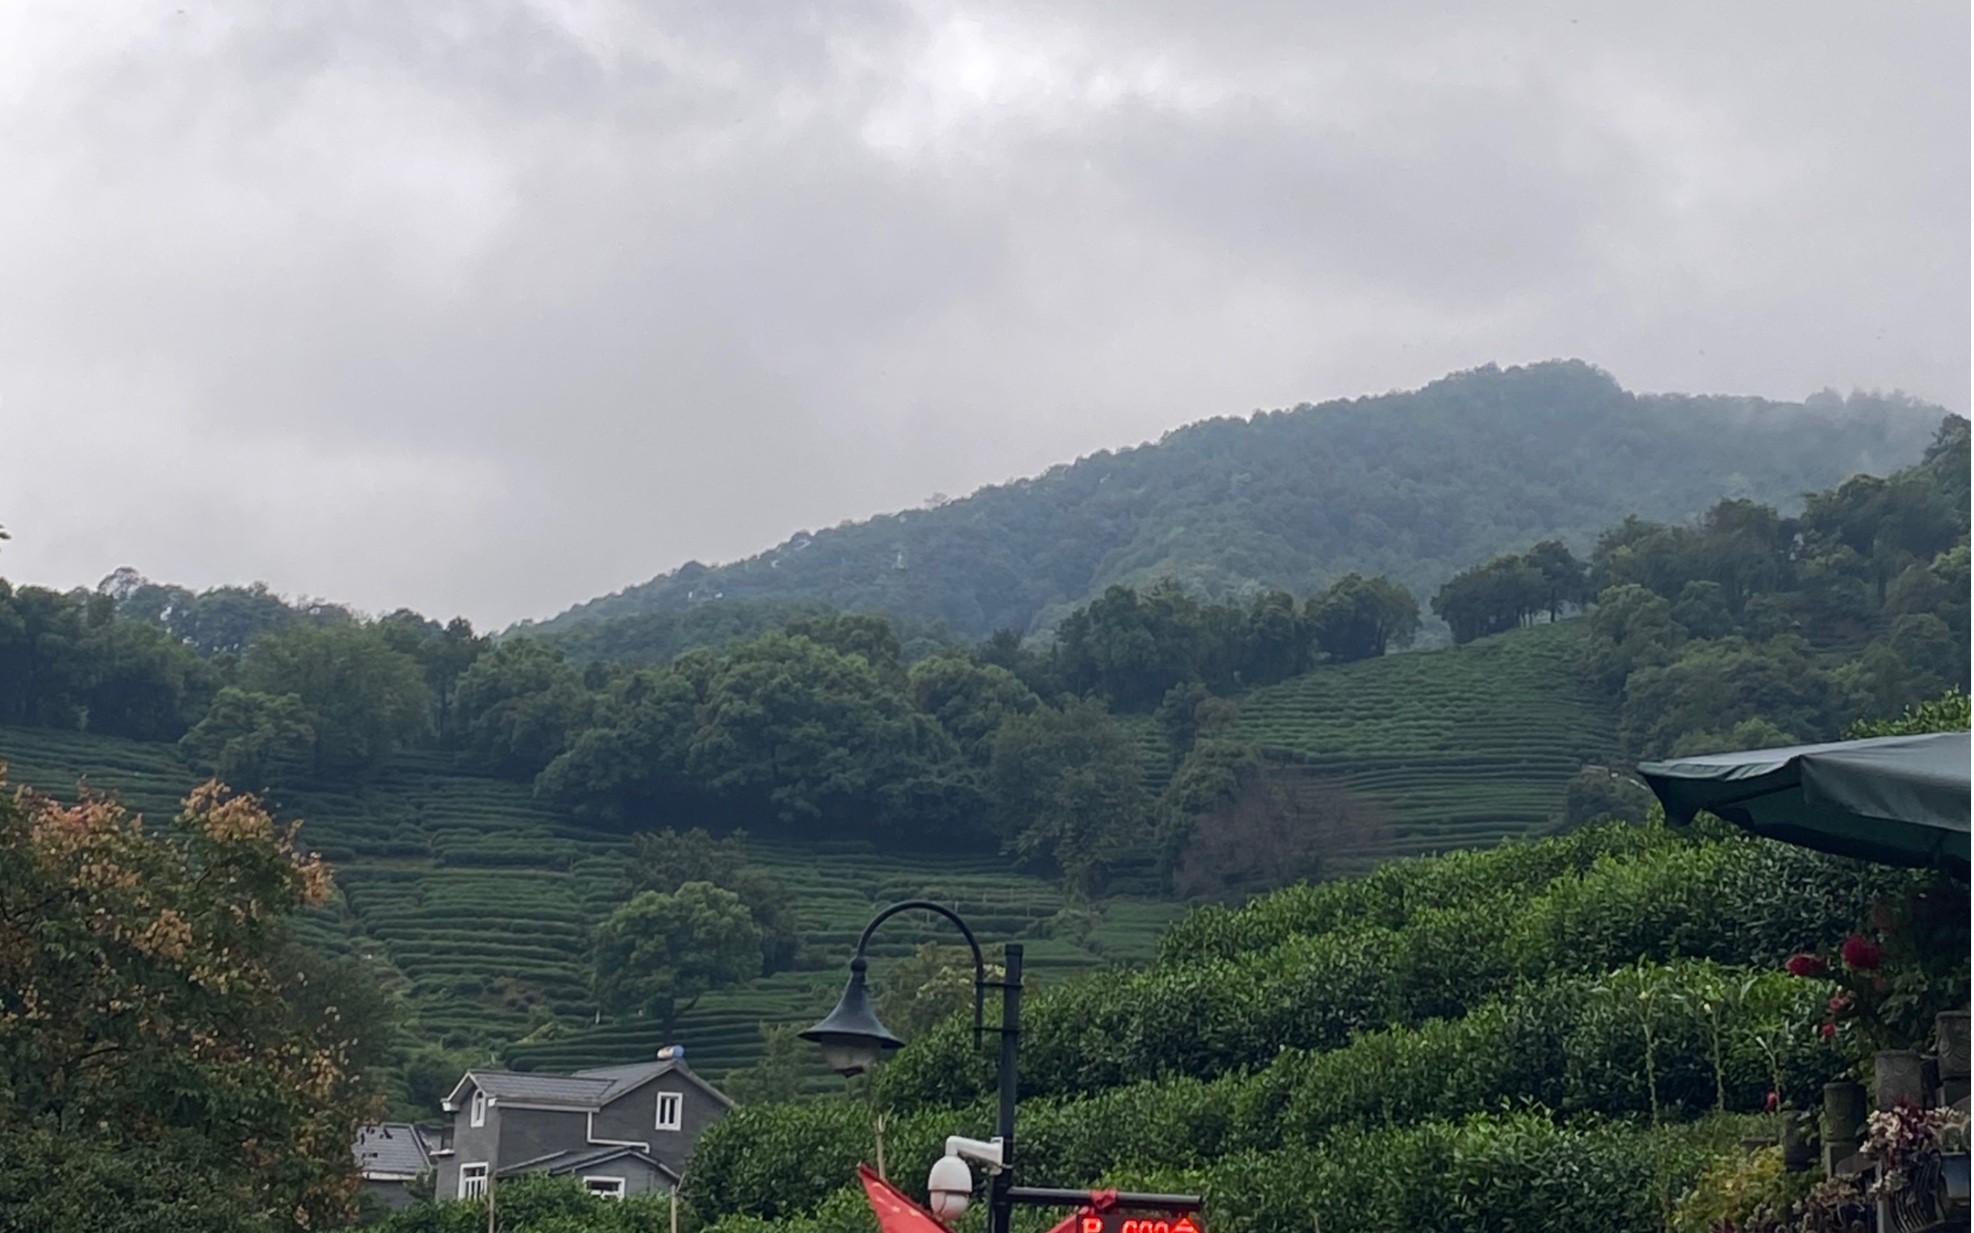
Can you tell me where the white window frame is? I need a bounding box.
[459,1163,488,1200]
[655,1091,682,1131]
[470,1089,487,1128]
[583,1176,627,1199]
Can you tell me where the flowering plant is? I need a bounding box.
[1781,884,1970,1052]
[1860,1102,1966,1224]
[1780,932,1896,1051]
[1785,1175,1870,1233]
[1863,1104,1946,1182]
[1936,1105,1971,1155]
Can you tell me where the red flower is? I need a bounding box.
[1841,936,1883,970]
[1821,1022,1838,1040]
[1785,953,1827,978]
[1765,1091,1780,1112]
[1830,992,1852,1013]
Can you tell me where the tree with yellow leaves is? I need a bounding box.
[0,775,381,1231]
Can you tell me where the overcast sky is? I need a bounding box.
[2,2,1966,628]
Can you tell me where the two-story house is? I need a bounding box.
[432,1048,733,1201]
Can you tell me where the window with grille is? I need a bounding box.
[459,1164,488,1199]
[656,1092,682,1131]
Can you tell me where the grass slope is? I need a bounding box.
[0,727,1177,1087]
[1125,620,1619,874]
[1239,620,1617,860]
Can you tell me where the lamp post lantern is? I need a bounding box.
[800,954,906,1076]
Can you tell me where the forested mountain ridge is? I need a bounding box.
[522,361,1944,640]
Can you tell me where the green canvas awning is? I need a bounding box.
[1638,732,1969,876]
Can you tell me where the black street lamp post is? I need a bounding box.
[803,902,1201,1233]
[801,901,1024,1233]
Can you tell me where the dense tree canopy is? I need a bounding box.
[986,696,1151,893]
[1052,577,1416,711]
[685,631,971,838]
[239,624,430,772]
[906,655,1042,765]
[624,828,800,973]
[534,666,701,824]
[377,610,490,745]
[453,638,592,778]
[526,363,1943,641]
[107,571,356,657]
[590,883,764,1027]
[178,687,317,788]
[0,582,216,736]
[1430,541,1588,645]
[1581,415,1970,758]
[1303,572,1421,662]
[0,781,379,1231]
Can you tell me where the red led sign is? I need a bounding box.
[1080,1215,1198,1233]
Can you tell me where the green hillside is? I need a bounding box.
[685,807,1968,1233]
[1233,620,1616,857]
[0,617,1613,1078]
[1118,620,1617,872]
[522,362,1942,641]
[0,725,1177,1084]
[0,618,1623,1081]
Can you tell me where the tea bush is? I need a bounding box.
[1156,818,1665,966]
[879,825,1887,1111]
[373,1173,674,1232]
[696,1112,1761,1233]
[687,962,1838,1224]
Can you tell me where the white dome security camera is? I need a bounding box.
[926,1153,973,1220]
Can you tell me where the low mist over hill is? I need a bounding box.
[524,361,1943,640]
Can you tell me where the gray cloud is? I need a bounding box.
[1,0,1965,627]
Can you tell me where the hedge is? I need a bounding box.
[688,961,1842,1225]
[696,1112,1760,1233]
[878,827,1903,1110]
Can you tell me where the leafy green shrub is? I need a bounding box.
[373,1173,675,1232]
[1192,1113,1749,1233]
[699,1184,881,1233]
[1669,1146,1816,1233]
[693,963,1842,1227]
[694,1112,1763,1233]
[1156,819,1667,966]
[882,826,1887,1113]
[686,1103,963,1223]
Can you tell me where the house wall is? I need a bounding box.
[578,1155,674,1197]
[498,1107,591,1166]
[590,1082,727,1175]
[436,1098,501,1200]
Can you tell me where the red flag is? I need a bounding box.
[854,1165,1099,1233]
[859,1165,957,1233]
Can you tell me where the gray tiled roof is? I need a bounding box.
[354,1124,432,1178]
[451,1056,730,1113]
[498,1144,679,1181]
[468,1070,614,1105]
[570,1060,674,1102]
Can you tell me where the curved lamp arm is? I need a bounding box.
[854,899,989,1045]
